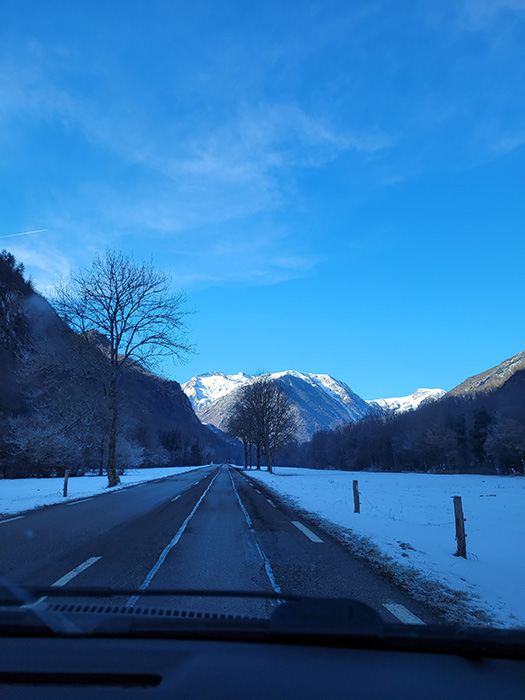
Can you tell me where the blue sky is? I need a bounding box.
[1,0,524,399]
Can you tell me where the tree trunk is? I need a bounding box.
[107,372,121,487]
[249,443,252,469]
[390,440,398,471]
[243,440,248,469]
[266,447,273,474]
[256,445,261,470]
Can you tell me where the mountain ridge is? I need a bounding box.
[182,370,377,441]
[367,388,446,414]
[446,349,525,398]
[0,253,235,475]
[182,371,446,441]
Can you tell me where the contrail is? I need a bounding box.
[0,228,48,240]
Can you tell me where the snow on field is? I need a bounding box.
[248,467,525,628]
[0,466,208,517]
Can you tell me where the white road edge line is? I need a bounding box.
[383,603,425,625]
[67,497,95,506]
[126,472,220,607]
[229,470,281,595]
[291,521,323,543]
[0,515,25,525]
[266,498,277,508]
[171,495,181,502]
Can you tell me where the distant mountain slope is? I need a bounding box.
[0,252,234,475]
[367,388,445,415]
[182,371,377,442]
[302,354,525,475]
[446,349,525,397]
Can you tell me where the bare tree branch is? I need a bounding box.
[51,249,195,486]
[227,375,298,473]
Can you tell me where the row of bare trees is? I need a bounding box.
[227,375,298,473]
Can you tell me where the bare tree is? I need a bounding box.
[53,250,194,486]
[227,398,253,469]
[485,415,525,475]
[228,376,298,473]
[262,380,298,473]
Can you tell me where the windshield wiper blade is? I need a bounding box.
[4,586,525,657]
[0,582,82,635]
[6,587,299,602]
[269,598,384,636]
[2,587,384,637]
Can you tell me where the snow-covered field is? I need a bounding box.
[248,467,525,628]
[0,466,207,517]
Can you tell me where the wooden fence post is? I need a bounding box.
[353,479,360,514]
[63,469,70,498]
[453,496,466,558]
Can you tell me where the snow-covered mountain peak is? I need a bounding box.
[182,369,376,441]
[183,370,362,415]
[367,388,445,415]
[309,373,363,406]
[183,371,445,424]
[181,371,253,411]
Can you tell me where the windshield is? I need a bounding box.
[1,0,524,636]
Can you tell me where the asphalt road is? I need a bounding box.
[1,465,440,624]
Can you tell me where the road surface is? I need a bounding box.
[1,465,439,624]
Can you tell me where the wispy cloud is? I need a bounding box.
[158,103,389,190]
[4,240,72,294]
[0,42,391,237]
[164,223,322,290]
[3,8,523,296]
[171,254,319,289]
[72,101,390,237]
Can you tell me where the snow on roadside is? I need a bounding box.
[247,467,525,628]
[0,466,209,517]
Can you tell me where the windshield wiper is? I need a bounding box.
[269,597,383,636]
[0,586,383,637]
[2,586,524,659]
[0,582,82,635]
[1,586,294,601]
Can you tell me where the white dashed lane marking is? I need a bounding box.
[383,603,425,625]
[67,497,95,506]
[171,495,181,502]
[52,557,103,587]
[126,472,220,607]
[266,499,277,508]
[0,515,25,525]
[291,521,323,543]
[28,556,103,609]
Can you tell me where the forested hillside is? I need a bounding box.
[0,251,236,478]
[298,366,525,475]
